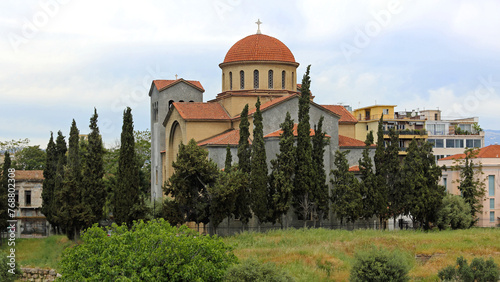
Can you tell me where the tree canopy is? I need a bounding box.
[164,139,219,226]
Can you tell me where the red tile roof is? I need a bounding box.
[153,79,204,92]
[349,165,360,172]
[439,145,500,160]
[321,105,358,124]
[14,170,44,181]
[339,135,374,148]
[173,102,231,121]
[264,124,331,138]
[198,129,250,146]
[223,34,296,64]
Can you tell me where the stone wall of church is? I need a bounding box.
[339,147,376,168]
[151,81,203,201]
[206,146,238,168]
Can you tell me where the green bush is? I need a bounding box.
[59,219,238,281]
[438,256,499,282]
[436,194,473,230]
[0,251,21,282]
[349,246,411,282]
[224,258,294,282]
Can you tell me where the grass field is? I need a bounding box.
[0,235,72,271]
[1,228,499,281]
[224,228,500,281]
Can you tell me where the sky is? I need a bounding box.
[1,0,500,148]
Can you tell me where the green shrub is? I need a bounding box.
[224,258,294,282]
[59,219,238,281]
[0,251,21,282]
[436,194,473,230]
[349,246,411,282]
[438,256,499,282]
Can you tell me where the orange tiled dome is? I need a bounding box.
[223,34,296,64]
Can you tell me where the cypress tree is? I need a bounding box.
[235,104,252,226]
[0,152,12,233]
[403,139,445,229]
[386,128,403,227]
[454,148,486,226]
[113,107,147,227]
[59,120,84,240]
[294,65,314,226]
[41,133,57,231]
[311,116,329,225]
[331,150,362,225]
[358,131,381,221]
[250,98,268,225]
[238,104,251,173]
[373,116,389,227]
[52,131,67,234]
[268,112,295,226]
[224,145,232,172]
[81,108,106,228]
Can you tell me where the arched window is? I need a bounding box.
[268,70,273,89]
[152,101,158,122]
[281,70,286,89]
[179,100,184,102]
[229,71,233,90]
[189,100,194,102]
[240,70,244,89]
[168,100,174,108]
[291,72,294,89]
[253,70,259,89]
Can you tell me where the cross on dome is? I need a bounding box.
[255,19,262,34]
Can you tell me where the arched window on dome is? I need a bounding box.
[254,70,259,89]
[229,71,233,90]
[282,71,286,89]
[240,70,244,89]
[268,70,273,89]
[292,72,294,89]
[168,100,174,109]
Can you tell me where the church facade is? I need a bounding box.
[149,29,372,205]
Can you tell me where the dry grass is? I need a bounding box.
[223,228,500,281]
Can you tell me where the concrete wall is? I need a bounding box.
[206,146,238,169]
[339,147,375,168]
[355,121,379,143]
[186,121,232,143]
[339,124,356,139]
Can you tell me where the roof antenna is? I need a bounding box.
[256,19,262,34]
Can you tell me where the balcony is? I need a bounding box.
[383,130,427,136]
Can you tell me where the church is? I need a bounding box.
[149,23,371,205]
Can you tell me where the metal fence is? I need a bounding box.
[187,220,412,237]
